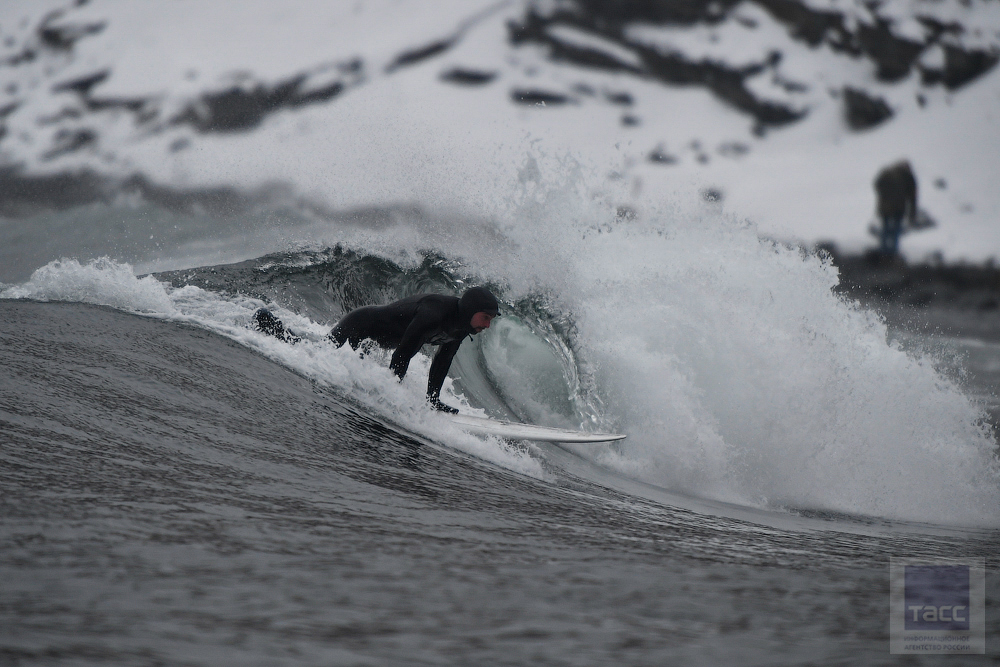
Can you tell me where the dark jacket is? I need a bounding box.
[874,161,917,219]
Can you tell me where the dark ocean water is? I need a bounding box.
[1,297,998,666]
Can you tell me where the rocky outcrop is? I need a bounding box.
[507,0,998,129]
[511,89,575,105]
[171,66,357,134]
[440,68,497,86]
[924,44,1000,89]
[507,7,803,129]
[842,87,893,131]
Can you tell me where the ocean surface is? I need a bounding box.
[2,200,999,666]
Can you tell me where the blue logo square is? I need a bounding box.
[904,565,970,631]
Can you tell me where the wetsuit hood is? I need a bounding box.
[458,287,499,321]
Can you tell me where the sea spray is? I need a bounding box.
[490,158,1000,525]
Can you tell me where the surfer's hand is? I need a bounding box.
[428,397,459,414]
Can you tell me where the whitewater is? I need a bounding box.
[2,0,1000,664]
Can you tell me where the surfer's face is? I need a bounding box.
[470,312,495,333]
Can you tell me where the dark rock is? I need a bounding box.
[37,11,105,51]
[293,81,346,107]
[857,20,923,82]
[29,56,362,141]
[605,90,633,106]
[509,8,804,128]
[0,102,20,119]
[511,89,573,105]
[174,81,298,132]
[757,0,928,85]
[51,69,150,115]
[647,145,678,164]
[172,74,346,133]
[843,87,893,130]
[572,0,741,27]
[440,68,497,85]
[52,69,110,96]
[509,10,643,74]
[915,15,964,41]
[87,95,148,114]
[2,47,38,67]
[42,128,96,160]
[505,0,997,137]
[556,39,644,73]
[941,45,999,89]
[2,7,103,66]
[754,0,847,47]
[385,38,455,73]
[640,45,805,125]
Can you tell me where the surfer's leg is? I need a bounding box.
[327,323,348,347]
[252,308,301,344]
[326,307,376,349]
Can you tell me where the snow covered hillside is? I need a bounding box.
[2,0,998,260]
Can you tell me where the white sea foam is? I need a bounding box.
[483,158,1000,527]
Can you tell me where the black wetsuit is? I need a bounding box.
[330,287,499,411]
[253,288,499,410]
[330,294,468,399]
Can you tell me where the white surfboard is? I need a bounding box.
[448,413,626,443]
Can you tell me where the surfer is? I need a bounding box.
[252,287,500,413]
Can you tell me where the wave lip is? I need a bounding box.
[503,191,1000,528]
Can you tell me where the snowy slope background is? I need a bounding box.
[1,0,999,276]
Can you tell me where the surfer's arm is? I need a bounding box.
[427,339,461,404]
[389,310,436,379]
